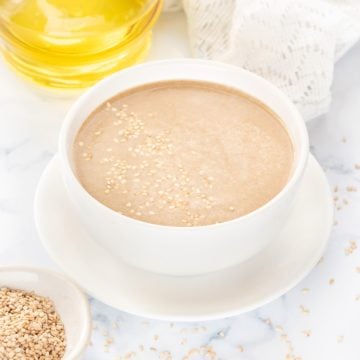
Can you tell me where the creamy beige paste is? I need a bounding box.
[74,81,293,226]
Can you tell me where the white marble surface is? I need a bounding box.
[0,12,360,360]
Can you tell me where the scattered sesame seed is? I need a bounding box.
[104,337,113,345]
[337,335,344,343]
[299,305,310,315]
[329,278,335,285]
[346,185,357,192]
[345,240,357,255]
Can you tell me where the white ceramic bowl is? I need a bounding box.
[0,266,91,360]
[59,59,309,276]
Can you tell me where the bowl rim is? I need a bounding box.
[59,58,309,231]
[0,265,91,360]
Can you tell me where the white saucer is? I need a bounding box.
[34,155,333,321]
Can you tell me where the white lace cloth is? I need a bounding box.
[163,0,360,120]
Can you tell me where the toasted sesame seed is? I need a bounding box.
[0,288,66,359]
[337,335,344,343]
[299,305,310,315]
[345,240,357,255]
[346,185,357,192]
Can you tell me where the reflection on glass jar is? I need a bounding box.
[0,0,163,88]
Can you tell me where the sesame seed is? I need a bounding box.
[299,305,310,315]
[346,185,357,192]
[0,288,66,359]
[345,240,357,255]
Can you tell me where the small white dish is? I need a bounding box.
[0,266,91,359]
[34,155,333,321]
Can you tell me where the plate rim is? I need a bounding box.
[34,154,333,321]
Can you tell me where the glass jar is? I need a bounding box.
[0,0,163,88]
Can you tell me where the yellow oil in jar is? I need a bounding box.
[0,0,162,88]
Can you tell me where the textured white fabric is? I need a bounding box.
[163,0,360,120]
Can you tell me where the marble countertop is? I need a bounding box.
[0,12,360,360]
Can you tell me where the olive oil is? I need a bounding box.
[0,0,162,88]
